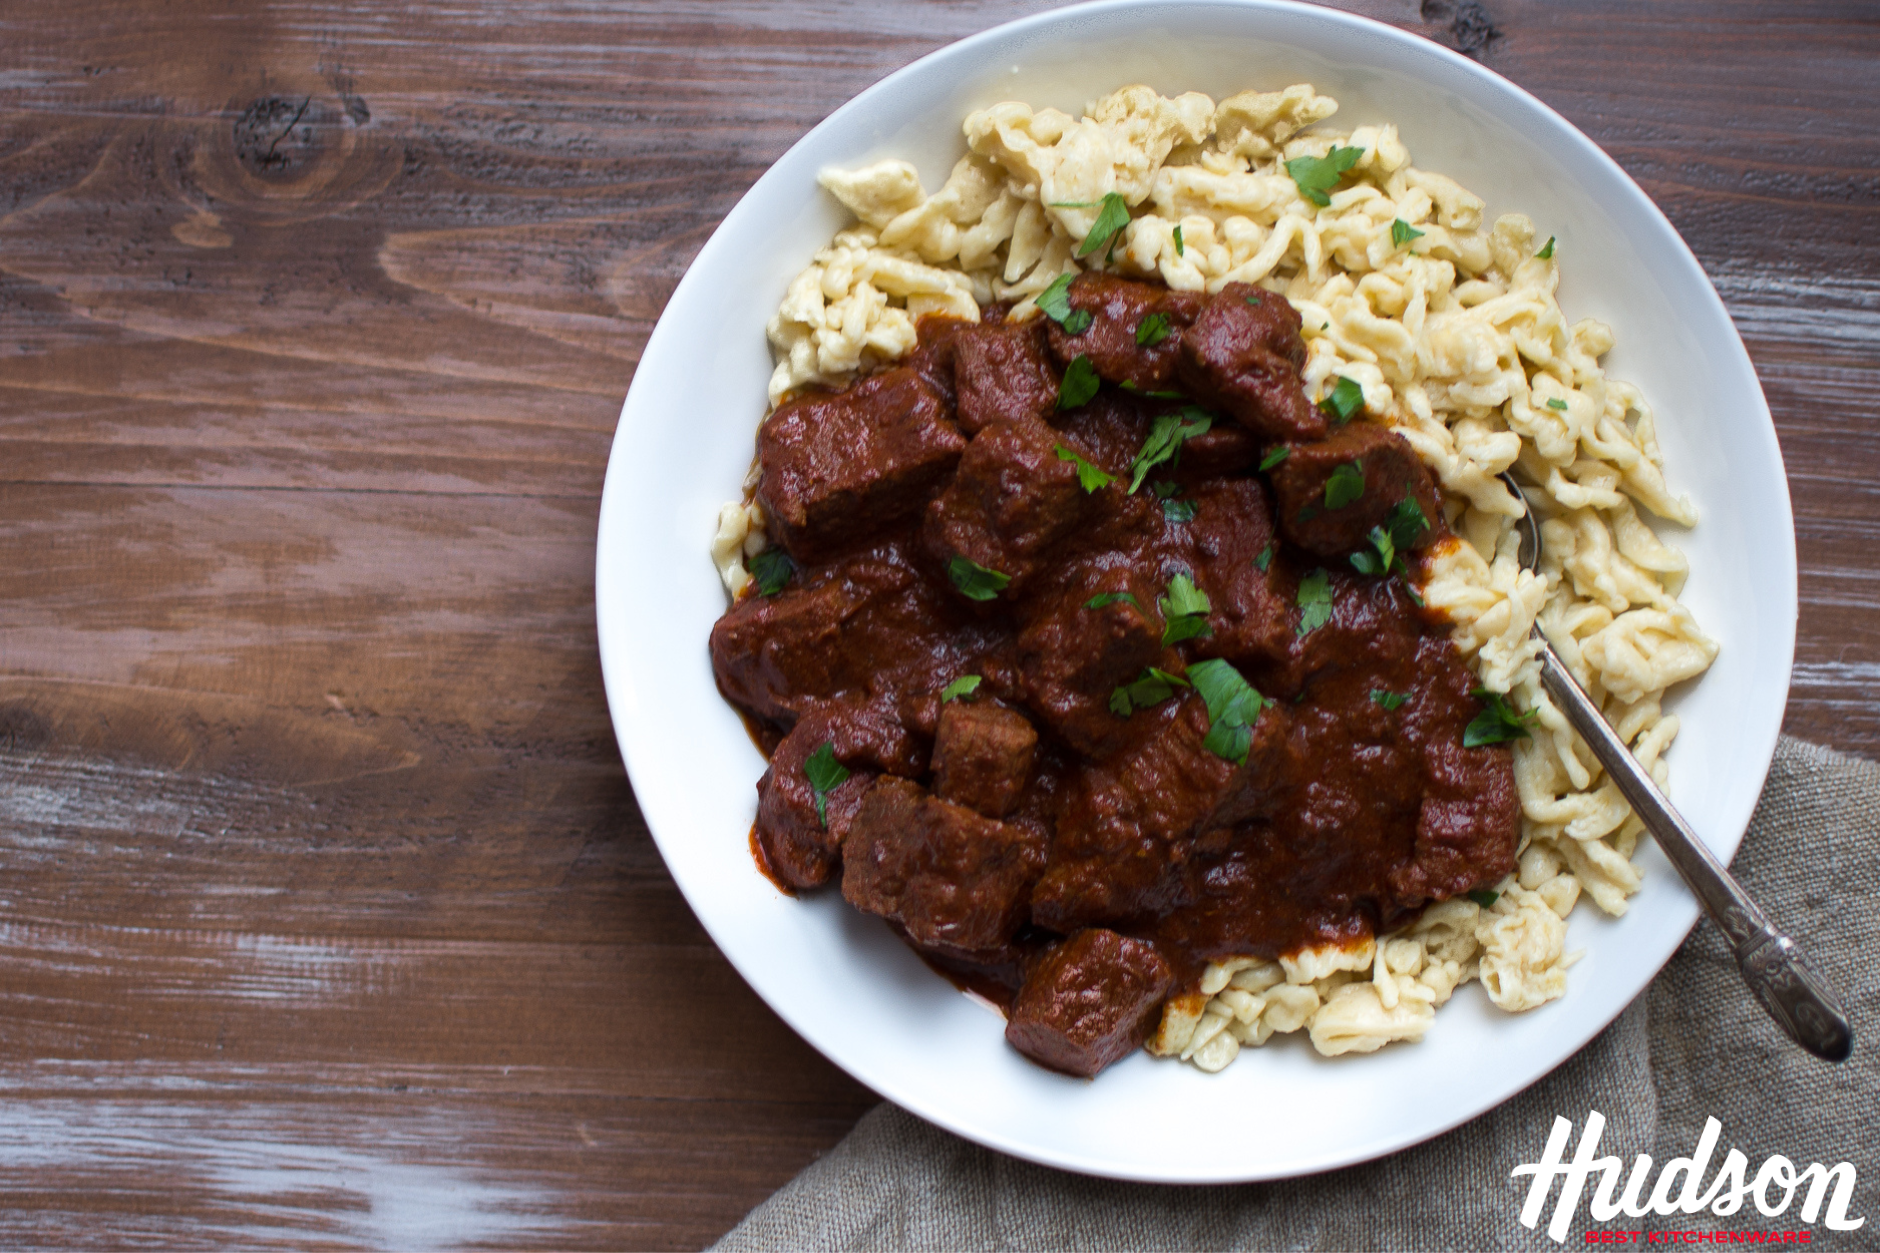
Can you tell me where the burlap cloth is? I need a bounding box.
[715,736,1878,1251]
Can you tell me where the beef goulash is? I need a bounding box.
[710,273,1519,1079]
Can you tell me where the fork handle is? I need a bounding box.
[1534,642,1853,1062]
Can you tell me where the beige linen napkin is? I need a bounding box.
[716,736,1877,1251]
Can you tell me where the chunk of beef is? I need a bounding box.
[1171,477,1292,667]
[923,419,1094,597]
[842,777,1046,954]
[1004,929,1175,1078]
[904,314,974,410]
[1269,421,1445,560]
[950,318,1060,433]
[1031,692,1295,932]
[1176,282,1322,442]
[1170,423,1261,481]
[931,699,1038,818]
[755,706,918,891]
[1390,633,1519,905]
[1012,562,1165,757]
[757,366,965,561]
[711,540,961,725]
[1049,389,1152,480]
[1044,273,1205,393]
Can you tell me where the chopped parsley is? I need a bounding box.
[1323,460,1366,510]
[1135,312,1172,347]
[1391,218,1425,249]
[1109,666,1191,717]
[803,742,850,827]
[1351,498,1428,578]
[1371,689,1410,711]
[1546,397,1569,411]
[1062,309,1093,334]
[939,675,982,703]
[1254,543,1274,573]
[1187,658,1268,764]
[948,556,1011,601]
[1467,888,1501,908]
[1076,192,1132,259]
[1173,223,1185,256]
[1285,145,1364,207]
[1127,406,1213,493]
[1036,272,1076,322]
[1162,496,1198,524]
[1258,446,1290,472]
[1296,568,1333,636]
[1537,236,1556,260]
[1245,294,1263,307]
[1463,688,1540,747]
[1349,524,1398,576]
[1055,444,1115,492]
[1085,591,1141,611]
[1159,571,1213,645]
[1319,376,1365,423]
[748,547,794,596]
[1387,496,1431,549]
[1058,354,1101,409]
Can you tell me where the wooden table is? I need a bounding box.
[2,1,1875,1246]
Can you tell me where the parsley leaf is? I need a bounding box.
[1055,444,1115,493]
[803,742,850,827]
[1173,223,1184,256]
[1058,354,1101,409]
[1159,571,1213,645]
[1371,689,1410,711]
[1127,406,1213,493]
[1110,666,1191,716]
[1467,888,1501,908]
[1245,294,1263,307]
[1296,568,1333,636]
[1387,497,1431,551]
[1063,309,1093,334]
[1086,591,1141,611]
[948,556,1011,601]
[1036,272,1076,324]
[1254,543,1274,573]
[1463,688,1540,747]
[1319,376,1364,423]
[1391,218,1425,248]
[1187,658,1267,764]
[1077,192,1131,259]
[1258,446,1290,472]
[1323,460,1365,510]
[939,675,982,703]
[1350,524,1395,576]
[1546,397,1569,411]
[1537,236,1556,260]
[1285,145,1364,207]
[748,547,794,596]
[1162,496,1197,524]
[1135,312,1171,347]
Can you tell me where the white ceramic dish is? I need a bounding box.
[595,0,1795,1182]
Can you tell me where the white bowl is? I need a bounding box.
[594,0,1795,1182]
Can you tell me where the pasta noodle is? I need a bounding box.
[729,83,1717,1068]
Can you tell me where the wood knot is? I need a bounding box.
[1420,0,1500,59]
[233,95,339,180]
[0,705,52,754]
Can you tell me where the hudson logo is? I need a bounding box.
[1512,1111,1866,1243]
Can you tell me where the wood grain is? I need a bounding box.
[1,1,1876,1247]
